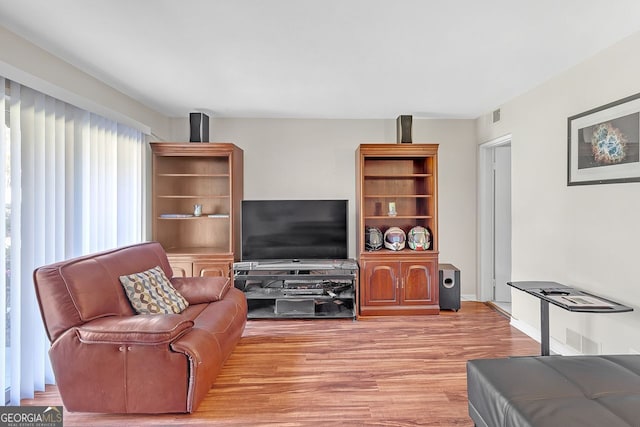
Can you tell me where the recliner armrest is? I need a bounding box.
[76,314,193,345]
[171,276,231,304]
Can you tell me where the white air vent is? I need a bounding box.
[492,109,501,123]
[581,336,600,355]
[566,328,601,355]
[566,328,581,350]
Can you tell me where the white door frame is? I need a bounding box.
[478,134,512,301]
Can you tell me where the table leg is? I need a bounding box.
[540,300,550,356]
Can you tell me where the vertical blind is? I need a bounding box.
[1,77,148,405]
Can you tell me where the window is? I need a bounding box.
[1,77,148,405]
[3,78,9,404]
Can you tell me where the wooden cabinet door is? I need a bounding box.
[168,261,192,278]
[362,261,399,306]
[400,260,437,305]
[168,256,231,278]
[194,262,230,278]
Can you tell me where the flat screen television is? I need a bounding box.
[241,199,348,261]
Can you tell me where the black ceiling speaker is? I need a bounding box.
[396,115,412,143]
[189,112,209,142]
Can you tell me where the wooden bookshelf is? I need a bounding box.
[150,142,243,278]
[356,144,439,315]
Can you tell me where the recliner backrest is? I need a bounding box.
[33,241,174,342]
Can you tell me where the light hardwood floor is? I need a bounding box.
[20,302,539,426]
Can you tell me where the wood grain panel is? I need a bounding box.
[20,302,539,426]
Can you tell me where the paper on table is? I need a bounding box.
[547,294,615,308]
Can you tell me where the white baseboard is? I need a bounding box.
[509,317,581,356]
[461,293,477,301]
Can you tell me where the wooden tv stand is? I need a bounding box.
[233,259,358,319]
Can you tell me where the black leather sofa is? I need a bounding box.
[467,355,640,426]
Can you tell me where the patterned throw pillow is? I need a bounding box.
[119,266,189,314]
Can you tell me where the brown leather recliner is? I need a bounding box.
[33,241,247,414]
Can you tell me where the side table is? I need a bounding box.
[508,281,633,356]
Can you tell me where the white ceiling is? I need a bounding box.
[2,0,640,119]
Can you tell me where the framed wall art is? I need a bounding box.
[568,92,640,185]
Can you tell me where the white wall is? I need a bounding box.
[0,26,170,138]
[170,117,478,296]
[0,25,479,298]
[477,31,640,354]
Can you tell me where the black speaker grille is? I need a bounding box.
[189,112,209,142]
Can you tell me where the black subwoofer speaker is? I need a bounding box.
[189,112,209,142]
[439,263,460,311]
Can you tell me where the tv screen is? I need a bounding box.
[241,200,348,261]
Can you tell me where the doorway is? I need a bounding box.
[478,135,512,314]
